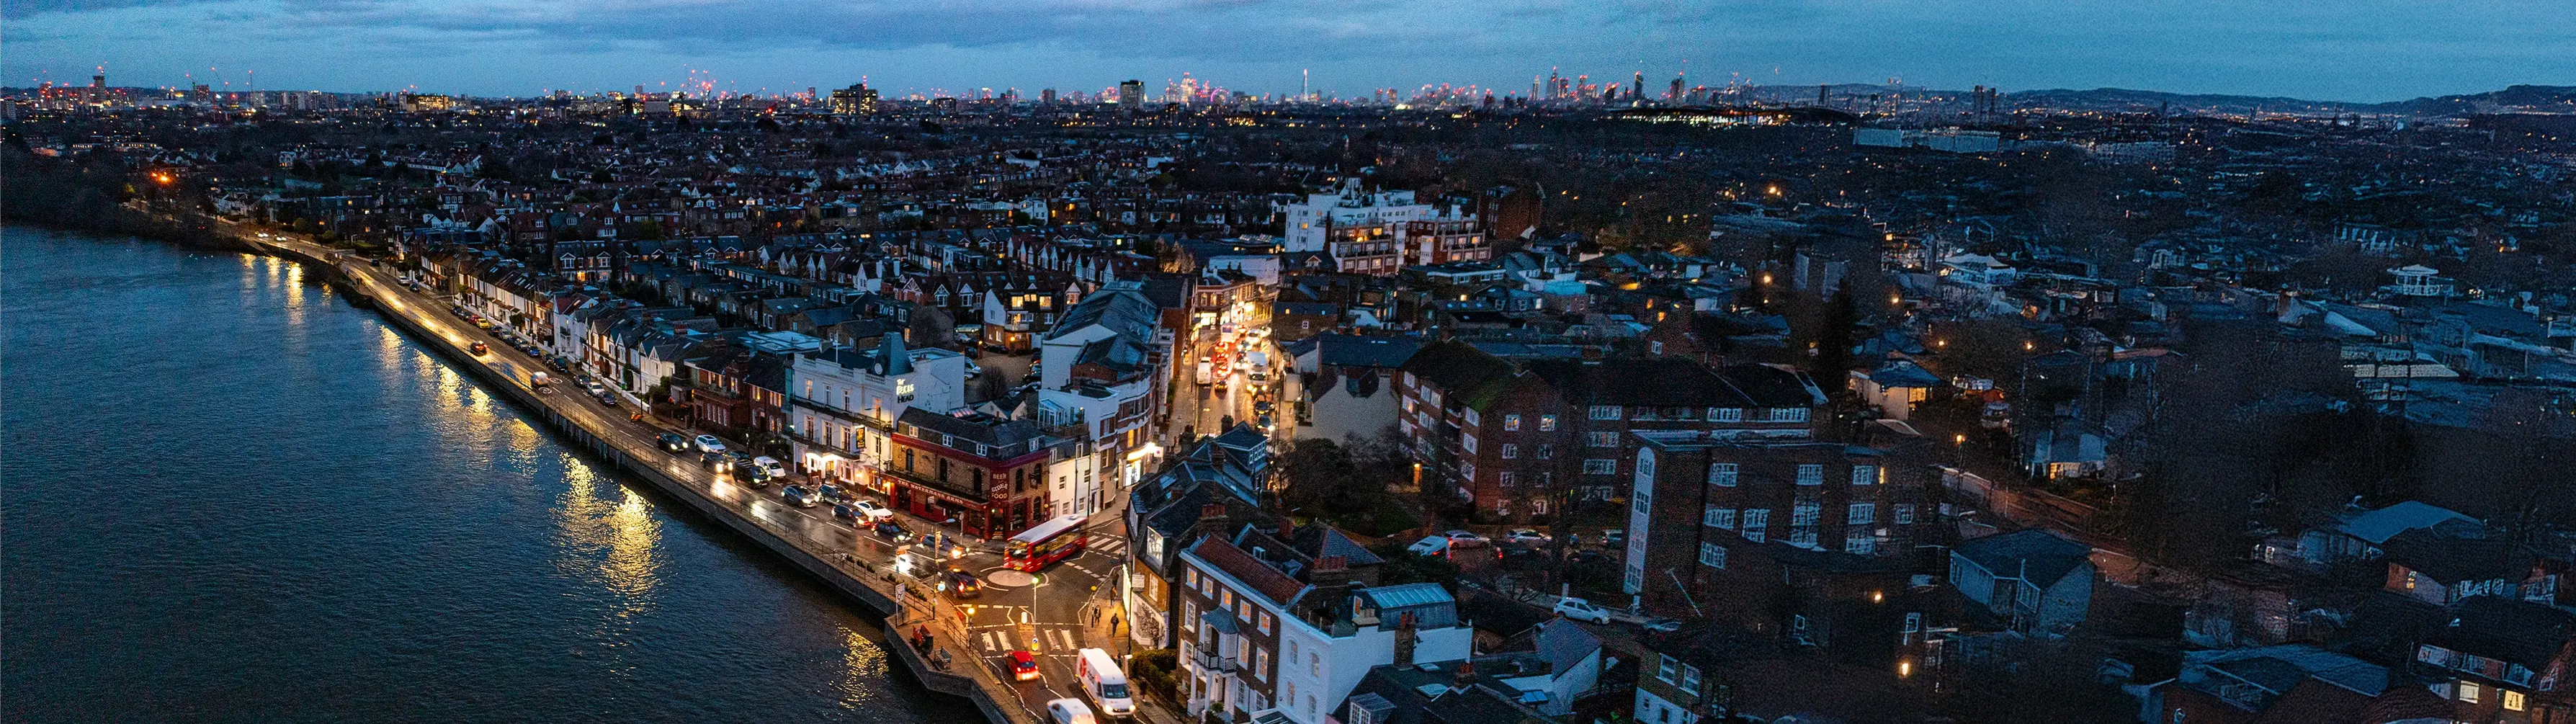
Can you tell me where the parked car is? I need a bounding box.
[1405,535,1450,558]
[869,519,911,542]
[1637,617,1683,633]
[779,485,820,507]
[1600,529,1626,547]
[849,499,895,522]
[693,435,727,454]
[658,432,689,452]
[965,362,984,378]
[752,456,787,479]
[1441,529,1490,547]
[1553,596,1613,624]
[1503,529,1551,545]
[1009,650,1041,681]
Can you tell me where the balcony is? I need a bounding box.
[1191,648,1240,674]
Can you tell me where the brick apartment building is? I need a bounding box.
[1624,427,1939,648]
[1394,340,1825,524]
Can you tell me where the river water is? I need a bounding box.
[1,227,974,723]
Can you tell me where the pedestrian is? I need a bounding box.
[1109,613,1120,630]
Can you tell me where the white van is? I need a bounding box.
[1075,648,1135,718]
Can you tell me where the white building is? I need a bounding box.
[1280,179,1445,253]
[1175,531,1474,724]
[787,334,970,486]
[1036,282,1170,493]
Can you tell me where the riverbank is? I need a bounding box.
[4,228,990,723]
[210,225,1032,724]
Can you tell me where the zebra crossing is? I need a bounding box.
[1084,535,1127,558]
[976,627,1087,653]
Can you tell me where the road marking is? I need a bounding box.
[980,632,1001,652]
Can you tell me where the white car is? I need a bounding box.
[1441,529,1490,547]
[751,456,788,479]
[1503,529,1550,545]
[693,435,727,454]
[965,362,984,378]
[1046,698,1096,724]
[849,499,895,521]
[1405,535,1450,558]
[1553,596,1613,624]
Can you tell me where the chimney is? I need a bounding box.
[1392,611,1419,666]
[1452,660,1476,691]
[1196,504,1233,540]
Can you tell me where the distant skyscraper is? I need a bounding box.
[1668,73,1683,101]
[1632,72,1644,102]
[1042,88,1056,104]
[827,83,877,115]
[1119,79,1142,109]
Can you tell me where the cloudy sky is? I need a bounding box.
[4,0,2570,102]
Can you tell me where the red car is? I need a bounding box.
[1008,650,1039,681]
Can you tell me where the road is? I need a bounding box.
[183,213,1140,723]
[1167,327,1273,444]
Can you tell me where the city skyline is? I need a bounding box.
[5,0,2572,102]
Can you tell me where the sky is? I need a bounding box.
[4,0,2572,102]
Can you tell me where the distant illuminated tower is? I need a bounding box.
[1119,79,1142,110]
[1632,71,1644,102]
[1042,88,1056,104]
[1668,73,1683,101]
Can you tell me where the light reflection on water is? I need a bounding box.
[4,227,970,723]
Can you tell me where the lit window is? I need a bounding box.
[1589,405,1622,420]
[1585,459,1616,475]
[1797,464,1824,486]
[1539,415,1557,432]
[1709,463,1738,487]
[1504,414,1521,432]
[2504,690,2526,712]
[1851,465,1878,486]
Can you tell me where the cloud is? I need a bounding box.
[4,0,2570,99]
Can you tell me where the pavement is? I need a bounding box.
[186,213,1140,723]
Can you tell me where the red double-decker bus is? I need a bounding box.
[1004,514,1089,571]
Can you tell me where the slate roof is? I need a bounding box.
[2335,501,2475,545]
[2380,528,2529,583]
[1955,529,2093,588]
[2428,596,2576,669]
[1318,334,1424,368]
[1400,340,1517,397]
[1524,357,1731,407]
[1716,364,1825,407]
